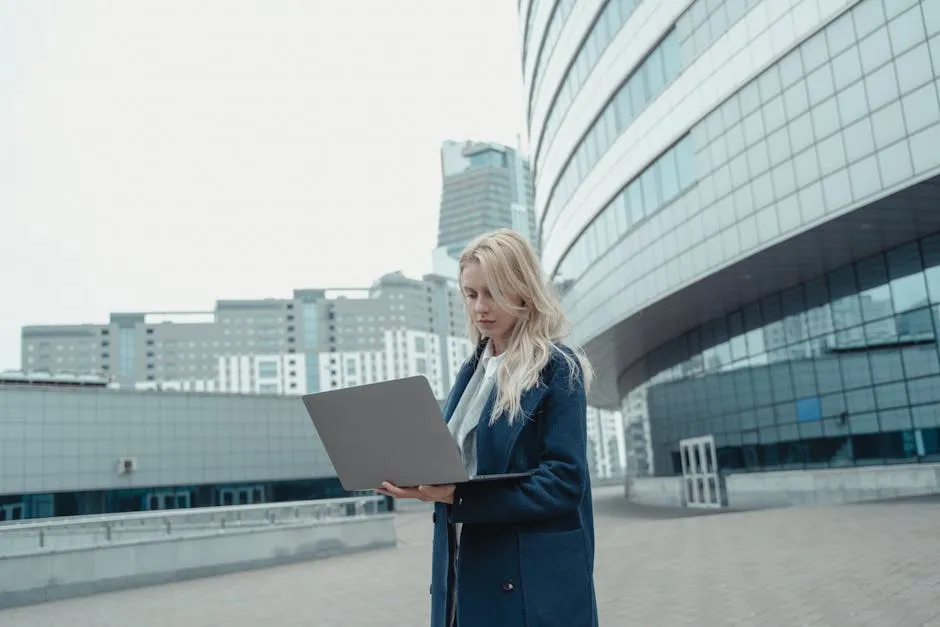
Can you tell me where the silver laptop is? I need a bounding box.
[302,376,534,492]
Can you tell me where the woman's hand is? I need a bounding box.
[377,481,455,504]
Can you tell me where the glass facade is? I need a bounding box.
[520,0,538,67]
[553,134,695,287]
[623,234,940,476]
[534,0,642,174]
[527,0,577,126]
[541,29,681,242]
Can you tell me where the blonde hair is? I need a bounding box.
[458,228,594,424]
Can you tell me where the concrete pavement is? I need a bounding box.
[2,486,939,626]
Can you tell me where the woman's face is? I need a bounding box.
[461,262,519,352]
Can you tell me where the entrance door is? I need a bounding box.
[0,503,24,521]
[218,486,263,507]
[679,435,722,509]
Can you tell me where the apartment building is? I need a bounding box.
[21,272,472,400]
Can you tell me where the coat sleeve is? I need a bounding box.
[447,354,588,525]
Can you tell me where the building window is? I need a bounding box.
[258,361,279,378]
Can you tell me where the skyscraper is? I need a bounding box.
[436,140,538,260]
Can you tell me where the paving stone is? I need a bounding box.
[2,486,939,626]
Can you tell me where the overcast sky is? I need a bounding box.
[0,0,526,370]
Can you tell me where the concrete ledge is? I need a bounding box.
[392,500,434,513]
[726,463,940,509]
[626,464,940,510]
[626,477,685,507]
[0,515,396,610]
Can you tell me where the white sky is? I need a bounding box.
[0,0,527,370]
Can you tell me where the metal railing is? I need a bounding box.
[0,495,387,557]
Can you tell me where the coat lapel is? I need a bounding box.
[475,376,549,474]
[448,340,553,474]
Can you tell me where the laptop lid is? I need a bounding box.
[302,376,473,491]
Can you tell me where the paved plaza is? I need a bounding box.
[2,487,940,626]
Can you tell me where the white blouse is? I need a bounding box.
[447,341,504,478]
[447,342,504,560]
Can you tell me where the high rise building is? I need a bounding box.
[522,0,940,483]
[20,272,473,401]
[436,140,538,261]
[586,406,627,479]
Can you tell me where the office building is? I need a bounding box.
[0,379,344,521]
[21,272,473,401]
[436,140,538,260]
[522,0,940,484]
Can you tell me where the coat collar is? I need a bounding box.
[442,339,550,474]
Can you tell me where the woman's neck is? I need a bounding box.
[489,336,507,356]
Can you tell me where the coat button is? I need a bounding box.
[501,579,514,592]
[432,512,437,523]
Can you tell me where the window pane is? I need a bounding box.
[828,265,860,330]
[615,83,633,129]
[921,235,940,304]
[585,129,598,165]
[641,167,660,213]
[855,255,893,322]
[617,189,631,231]
[604,1,620,41]
[676,135,696,188]
[604,110,619,151]
[611,191,628,236]
[628,178,645,224]
[659,148,680,202]
[585,25,600,63]
[607,0,622,29]
[630,75,648,113]
[645,47,666,94]
[662,30,681,78]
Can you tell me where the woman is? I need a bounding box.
[378,228,598,627]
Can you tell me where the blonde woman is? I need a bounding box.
[378,229,598,627]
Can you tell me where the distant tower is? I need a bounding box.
[435,140,538,263]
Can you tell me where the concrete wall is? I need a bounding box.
[626,464,940,509]
[0,514,396,610]
[626,476,685,507]
[725,463,940,509]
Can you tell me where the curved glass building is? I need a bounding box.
[521,0,940,480]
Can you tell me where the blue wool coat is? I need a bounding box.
[429,342,598,627]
